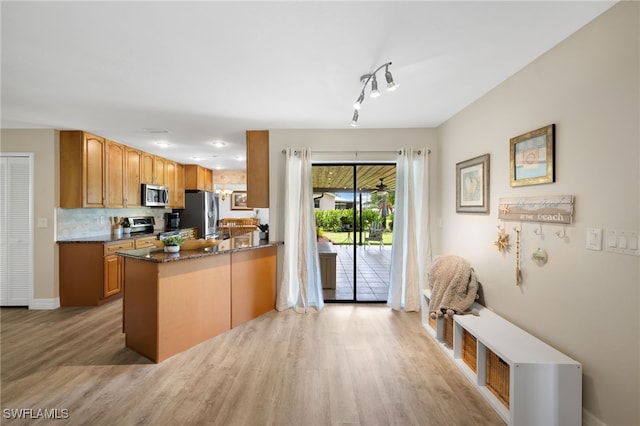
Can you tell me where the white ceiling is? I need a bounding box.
[1,1,615,170]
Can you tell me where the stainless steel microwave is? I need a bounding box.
[142,184,169,207]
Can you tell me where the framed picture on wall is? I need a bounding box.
[456,153,490,214]
[510,124,555,187]
[230,191,251,210]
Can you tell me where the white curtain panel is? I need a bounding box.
[387,148,431,312]
[276,148,324,313]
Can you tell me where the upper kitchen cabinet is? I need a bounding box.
[246,130,269,208]
[173,163,185,209]
[105,139,126,208]
[60,130,186,209]
[154,156,167,186]
[60,131,106,208]
[125,147,143,207]
[141,152,155,184]
[184,165,214,191]
[166,160,185,209]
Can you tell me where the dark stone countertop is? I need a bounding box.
[116,232,281,263]
[56,228,198,244]
[56,232,158,244]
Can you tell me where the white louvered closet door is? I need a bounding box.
[0,155,32,306]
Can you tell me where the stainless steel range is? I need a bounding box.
[126,216,156,234]
[126,216,181,240]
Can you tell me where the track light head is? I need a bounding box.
[350,110,359,127]
[385,66,396,91]
[369,75,381,98]
[353,92,364,110]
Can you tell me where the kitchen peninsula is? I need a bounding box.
[118,232,279,363]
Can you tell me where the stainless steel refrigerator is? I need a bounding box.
[179,191,219,239]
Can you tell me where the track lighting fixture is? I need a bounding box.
[350,61,397,127]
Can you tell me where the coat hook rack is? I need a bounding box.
[534,222,542,236]
[555,224,567,239]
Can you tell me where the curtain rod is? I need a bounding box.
[281,149,431,155]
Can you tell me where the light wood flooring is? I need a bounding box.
[1,301,505,426]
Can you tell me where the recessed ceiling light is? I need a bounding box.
[144,128,169,134]
[155,141,171,147]
[191,156,202,161]
[211,141,227,148]
[235,156,245,162]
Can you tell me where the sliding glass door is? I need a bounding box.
[313,163,395,302]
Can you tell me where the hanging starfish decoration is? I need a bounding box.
[500,204,511,215]
[494,231,511,253]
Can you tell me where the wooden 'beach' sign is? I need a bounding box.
[498,195,574,224]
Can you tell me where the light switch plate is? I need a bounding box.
[606,229,639,256]
[586,228,602,251]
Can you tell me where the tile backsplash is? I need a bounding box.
[56,208,169,240]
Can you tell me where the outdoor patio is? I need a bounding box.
[322,244,392,302]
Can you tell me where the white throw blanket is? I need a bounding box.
[428,255,479,319]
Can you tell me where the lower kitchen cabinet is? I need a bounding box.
[59,240,134,306]
[103,255,123,298]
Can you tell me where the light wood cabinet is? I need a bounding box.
[105,139,126,208]
[61,130,186,209]
[204,167,214,191]
[60,131,106,208]
[141,152,155,184]
[59,239,134,306]
[246,130,269,208]
[61,132,134,208]
[154,156,167,186]
[125,147,142,207]
[174,163,185,208]
[103,254,122,298]
[135,235,158,249]
[166,160,177,207]
[103,240,134,299]
[184,165,214,191]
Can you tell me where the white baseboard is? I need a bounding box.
[583,408,606,426]
[29,297,60,310]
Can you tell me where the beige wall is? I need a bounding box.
[437,3,639,425]
[1,129,59,303]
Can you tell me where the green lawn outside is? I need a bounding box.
[320,231,393,246]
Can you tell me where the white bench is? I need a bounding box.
[421,289,582,425]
